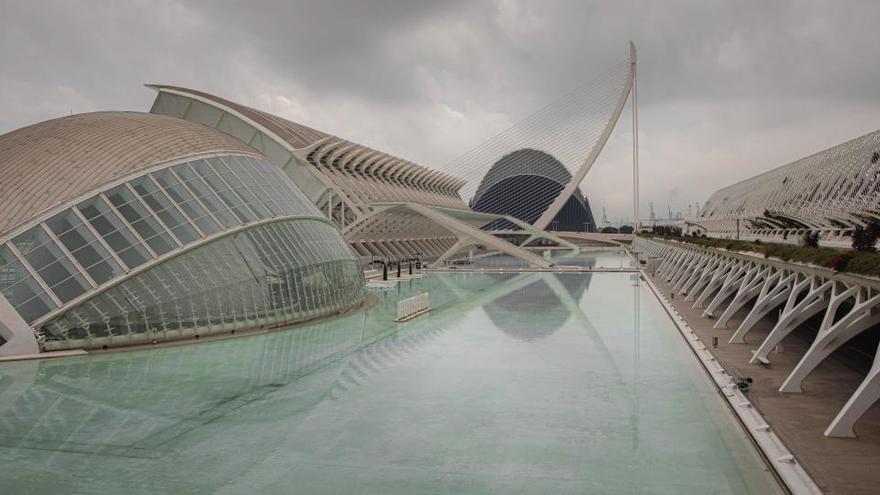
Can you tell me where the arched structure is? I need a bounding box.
[470,149,596,231]
[0,112,364,356]
[698,128,880,243]
[147,85,566,265]
[449,43,636,233]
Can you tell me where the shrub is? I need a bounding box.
[802,231,820,248]
[844,252,880,276]
[619,225,634,234]
[600,226,619,234]
[651,225,682,236]
[852,222,880,252]
[830,252,855,272]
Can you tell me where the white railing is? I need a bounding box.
[396,292,430,322]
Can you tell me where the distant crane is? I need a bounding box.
[649,202,656,226]
[601,206,609,227]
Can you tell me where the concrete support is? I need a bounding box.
[685,257,721,301]
[634,237,880,437]
[0,293,39,357]
[699,260,743,312]
[750,277,832,364]
[826,342,880,437]
[693,258,734,308]
[729,271,795,344]
[713,266,771,329]
[780,285,880,393]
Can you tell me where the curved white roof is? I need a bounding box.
[0,111,257,235]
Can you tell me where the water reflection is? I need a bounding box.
[483,273,591,341]
[0,265,780,494]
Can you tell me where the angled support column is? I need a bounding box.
[826,341,880,437]
[435,238,472,265]
[685,256,721,301]
[701,261,748,316]
[506,216,579,251]
[670,252,698,289]
[714,266,772,329]
[406,203,552,269]
[676,253,709,294]
[0,293,39,357]
[730,271,796,344]
[780,285,880,393]
[694,259,735,308]
[750,277,832,364]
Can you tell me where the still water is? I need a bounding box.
[0,250,781,494]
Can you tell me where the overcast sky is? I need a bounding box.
[2,0,879,223]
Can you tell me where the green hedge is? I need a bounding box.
[643,235,880,277]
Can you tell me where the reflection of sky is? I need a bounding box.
[0,250,781,494]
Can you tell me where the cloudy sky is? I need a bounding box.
[2,0,879,223]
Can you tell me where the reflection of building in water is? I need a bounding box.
[0,314,365,465]
[483,273,593,341]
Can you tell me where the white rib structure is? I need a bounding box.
[698,129,880,244]
[147,85,567,267]
[635,237,880,438]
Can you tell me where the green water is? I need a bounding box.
[0,251,781,494]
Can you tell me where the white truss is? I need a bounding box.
[634,237,880,438]
[697,129,880,244]
[147,85,570,267]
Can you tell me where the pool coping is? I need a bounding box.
[640,268,822,494]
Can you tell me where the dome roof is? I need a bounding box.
[0,111,258,236]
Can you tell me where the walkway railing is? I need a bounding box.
[633,236,880,438]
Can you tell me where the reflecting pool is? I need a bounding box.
[0,250,781,494]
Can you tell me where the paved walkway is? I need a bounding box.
[650,275,880,495]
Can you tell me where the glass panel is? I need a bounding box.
[172,164,239,228]
[46,210,124,285]
[0,244,56,322]
[213,157,273,218]
[105,185,176,256]
[37,217,365,348]
[12,226,90,303]
[129,177,201,245]
[191,159,256,223]
[227,156,283,215]
[77,196,151,269]
[150,170,221,236]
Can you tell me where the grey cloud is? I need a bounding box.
[2,0,879,221]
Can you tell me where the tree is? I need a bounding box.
[619,225,634,234]
[600,226,619,234]
[852,221,880,252]
[802,231,820,248]
[651,225,682,236]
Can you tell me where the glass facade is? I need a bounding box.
[40,219,364,351]
[0,154,365,351]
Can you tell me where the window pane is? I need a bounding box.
[213,157,273,218]
[191,159,256,223]
[150,170,221,236]
[12,226,90,303]
[0,244,57,321]
[129,177,200,244]
[46,210,124,285]
[105,185,176,255]
[77,196,151,269]
[227,156,283,215]
[172,163,239,228]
